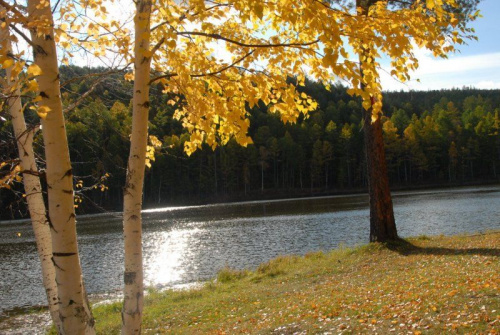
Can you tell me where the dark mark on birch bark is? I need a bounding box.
[124,271,136,285]
[53,252,77,257]
[61,168,73,179]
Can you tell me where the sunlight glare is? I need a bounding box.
[144,228,200,287]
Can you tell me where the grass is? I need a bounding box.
[77,232,500,333]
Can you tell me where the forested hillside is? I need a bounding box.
[1,66,499,219]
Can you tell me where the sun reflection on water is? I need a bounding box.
[144,227,201,287]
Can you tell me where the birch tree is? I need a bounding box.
[0,20,61,331]
[119,1,321,331]
[121,0,151,332]
[27,0,95,332]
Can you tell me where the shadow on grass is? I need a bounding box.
[384,238,500,257]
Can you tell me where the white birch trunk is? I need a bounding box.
[0,23,61,332]
[121,0,152,333]
[27,1,94,334]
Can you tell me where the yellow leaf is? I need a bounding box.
[37,105,51,119]
[167,39,176,49]
[26,80,39,92]
[254,4,264,20]
[2,59,14,69]
[27,64,42,76]
[124,72,134,81]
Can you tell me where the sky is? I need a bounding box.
[380,0,500,91]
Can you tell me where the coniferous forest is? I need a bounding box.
[1,66,500,220]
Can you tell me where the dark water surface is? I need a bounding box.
[1,186,499,317]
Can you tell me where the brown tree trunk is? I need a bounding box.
[363,110,398,242]
[357,0,398,242]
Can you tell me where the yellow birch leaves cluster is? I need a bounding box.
[145,0,476,150]
[1,0,477,158]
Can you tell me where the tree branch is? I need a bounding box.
[7,23,46,55]
[149,49,255,84]
[62,75,108,113]
[52,0,62,14]
[177,31,320,49]
[0,0,27,21]
[60,67,129,88]
[150,37,165,56]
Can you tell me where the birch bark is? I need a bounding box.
[121,0,152,333]
[27,1,95,333]
[0,23,61,332]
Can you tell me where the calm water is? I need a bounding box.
[1,186,499,317]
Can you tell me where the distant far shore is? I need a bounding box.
[142,179,500,210]
[2,181,499,223]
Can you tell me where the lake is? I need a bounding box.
[1,186,499,317]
